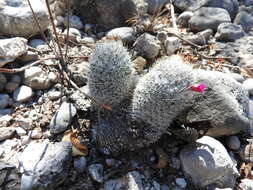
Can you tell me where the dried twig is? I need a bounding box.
[168,1,178,32]
[0,57,57,74]
[64,0,70,59]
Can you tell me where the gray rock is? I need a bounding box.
[147,0,169,14]
[239,179,253,190]
[28,39,47,49]
[174,0,239,19]
[30,127,43,139]
[15,127,27,137]
[13,85,33,103]
[88,164,104,183]
[63,15,83,29]
[186,29,213,46]
[242,78,253,96]
[24,66,52,90]
[226,136,241,150]
[179,70,249,137]
[0,0,50,37]
[180,136,239,188]
[0,109,12,117]
[18,51,39,63]
[71,0,146,30]
[161,184,170,190]
[0,162,21,190]
[0,73,7,92]
[106,27,136,43]
[215,23,245,42]
[0,94,10,109]
[164,37,181,55]
[102,171,144,190]
[0,37,28,67]
[189,7,231,32]
[63,28,81,42]
[15,117,34,130]
[70,85,91,112]
[77,36,96,44]
[11,75,22,84]
[234,11,253,33]
[0,127,15,141]
[177,11,194,27]
[19,141,72,190]
[175,178,187,188]
[135,33,161,59]
[74,157,87,173]
[50,102,77,134]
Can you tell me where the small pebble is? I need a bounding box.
[88,164,104,183]
[15,127,27,136]
[227,136,241,150]
[13,85,33,103]
[175,178,187,188]
[74,157,87,173]
[106,158,116,167]
[0,127,16,141]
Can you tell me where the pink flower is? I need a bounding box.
[189,83,206,94]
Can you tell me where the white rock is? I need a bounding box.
[15,127,27,137]
[13,85,33,103]
[0,37,28,67]
[239,179,253,190]
[63,28,81,42]
[243,78,253,96]
[180,136,239,188]
[165,37,181,55]
[24,66,43,80]
[0,115,13,127]
[106,27,135,43]
[63,15,83,29]
[0,0,50,37]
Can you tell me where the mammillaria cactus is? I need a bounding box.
[88,39,133,109]
[130,55,196,144]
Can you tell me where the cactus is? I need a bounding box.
[88,40,132,109]
[130,55,195,144]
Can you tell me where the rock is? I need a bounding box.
[77,36,96,44]
[63,15,83,29]
[15,117,34,130]
[215,23,245,42]
[226,136,241,150]
[106,27,135,43]
[88,164,104,183]
[135,33,161,59]
[164,37,181,55]
[180,136,239,189]
[189,7,231,32]
[50,102,77,134]
[243,78,253,96]
[186,29,213,46]
[177,11,194,27]
[5,82,20,93]
[0,0,50,37]
[47,90,62,100]
[0,162,21,190]
[0,109,12,117]
[19,141,72,190]
[13,85,33,103]
[11,75,22,84]
[147,0,169,14]
[74,157,87,173]
[63,28,81,42]
[0,94,10,109]
[179,70,249,137]
[15,127,27,137]
[69,0,146,30]
[234,11,253,33]
[102,171,144,190]
[173,0,239,19]
[239,179,253,190]
[106,158,116,167]
[24,66,53,90]
[18,51,39,63]
[30,127,43,139]
[0,73,7,92]
[175,178,187,188]
[28,39,47,49]
[0,37,28,67]
[0,127,15,141]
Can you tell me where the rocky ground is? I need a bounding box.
[1,0,253,190]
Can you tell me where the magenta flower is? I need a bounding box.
[189,83,206,94]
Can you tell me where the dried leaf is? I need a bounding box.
[62,129,88,156]
[240,162,253,179]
